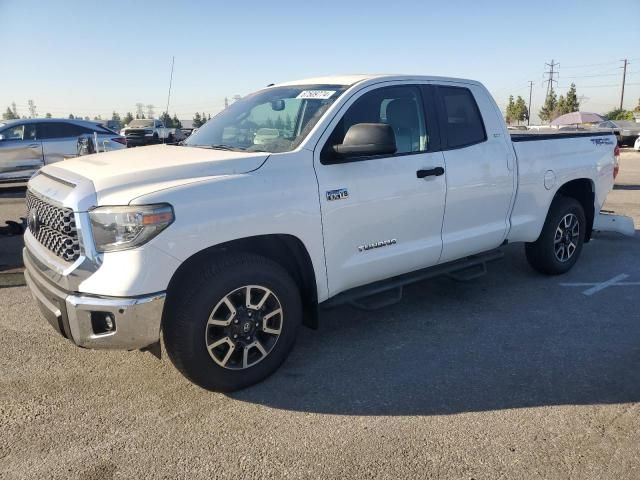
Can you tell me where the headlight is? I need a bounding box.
[89,204,174,252]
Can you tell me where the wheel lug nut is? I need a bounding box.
[234,320,239,324]
[256,323,259,327]
[233,334,238,339]
[246,336,251,340]
[248,312,252,317]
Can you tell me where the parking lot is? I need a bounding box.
[1,151,639,479]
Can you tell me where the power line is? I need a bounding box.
[620,59,629,110]
[527,81,533,126]
[544,59,559,97]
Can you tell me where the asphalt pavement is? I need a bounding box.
[1,151,639,479]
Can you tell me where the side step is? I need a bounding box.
[322,249,504,310]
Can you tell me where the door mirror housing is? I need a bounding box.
[332,123,396,159]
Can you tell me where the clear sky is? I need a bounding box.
[1,0,639,123]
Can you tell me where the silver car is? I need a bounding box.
[0,118,127,183]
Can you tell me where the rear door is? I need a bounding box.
[39,122,93,164]
[434,84,516,262]
[0,123,43,180]
[314,83,447,295]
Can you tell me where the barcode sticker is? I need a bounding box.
[296,90,336,100]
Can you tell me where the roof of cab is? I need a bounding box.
[274,74,481,87]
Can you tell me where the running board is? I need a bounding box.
[322,249,504,310]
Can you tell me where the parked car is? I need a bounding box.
[23,74,617,392]
[595,120,640,146]
[120,119,175,146]
[634,135,640,151]
[0,118,126,183]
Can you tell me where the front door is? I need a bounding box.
[0,123,43,181]
[314,84,447,296]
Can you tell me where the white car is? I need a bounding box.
[23,74,617,392]
[634,135,640,151]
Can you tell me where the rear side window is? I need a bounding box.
[38,122,94,139]
[436,86,486,149]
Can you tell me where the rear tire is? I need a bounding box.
[525,196,586,275]
[163,253,302,392]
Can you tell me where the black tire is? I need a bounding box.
[167,133,174,144]
[152,133,159,143]
[163,253,302,392]
[525,195,586,275]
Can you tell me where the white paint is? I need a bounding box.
[560,274,640,296]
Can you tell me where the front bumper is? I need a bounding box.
[23,248,165,350]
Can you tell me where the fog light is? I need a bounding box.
[91,311,116,335]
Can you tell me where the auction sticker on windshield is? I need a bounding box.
[296,90,336,100]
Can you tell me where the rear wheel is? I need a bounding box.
[525,196,586,275]
[163,253,302,392]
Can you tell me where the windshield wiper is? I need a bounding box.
[209,144,246,151]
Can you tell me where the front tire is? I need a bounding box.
[163,253,301,392]
[525,196,586,275]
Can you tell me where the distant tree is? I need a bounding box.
[2,107,18,120]
[45,112,52,118]
[505,95,516,124]
[11,102,18,118]
[111,111,121,122]
[172,114,182,128]
[285,114,292,131]
[68,114,75,119]
[514,96,529,124]
[564,83,580,113]
[84,116,90,121]
[27,99,37,118]
[192,112,203,128]
[159,112,173,128]
[123,112,134,126]
[634,98,640,113]
[556,95,567,117]
[604,108,634,121]
[539,88,558,123]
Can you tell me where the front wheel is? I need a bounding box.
[163,253,302,392]
[525,196,586,275]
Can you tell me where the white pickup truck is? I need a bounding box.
[23,74,618,391]
[119,119,179,146]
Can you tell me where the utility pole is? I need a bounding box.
[619,59,629,110]
[544,59,559,98]
[527,81,534,126]
[164,56,175,120]
[135,103,144,119]
[146,104,155,119]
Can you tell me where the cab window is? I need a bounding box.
[323,85,428,161]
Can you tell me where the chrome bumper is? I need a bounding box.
[23,247,165,350]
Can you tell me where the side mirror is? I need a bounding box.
[332,123,396,159]
[0,134,4,141]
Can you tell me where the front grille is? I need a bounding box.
[125,129,148,137]
[25,191,80,262]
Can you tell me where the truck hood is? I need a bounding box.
[41,144,269,207]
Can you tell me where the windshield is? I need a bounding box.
[185,84,348,153]
[128,119,154,128]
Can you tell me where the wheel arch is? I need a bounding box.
[553,178,596,242]
[163,234,319,330]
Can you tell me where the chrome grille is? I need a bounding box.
[25,190,80,262]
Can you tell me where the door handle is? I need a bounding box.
[416,167,445,178]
